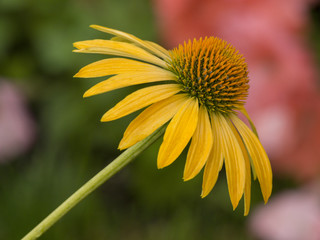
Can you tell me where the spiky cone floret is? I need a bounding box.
[74,25,273,215]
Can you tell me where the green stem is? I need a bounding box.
[22,126,165,240]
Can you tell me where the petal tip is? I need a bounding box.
[157,158,173,169]
[118,141,124,150]
[100,115,109,122]
[118,140,131,150]
[182,177,189,182]
[263,195,271,204]
[230,199,240,211]
[157,159,169,169]
[183,173,195,182]
[73,72,81,78]
[157,165,164,170]
[101,110,115,122]
[117,144,127,151]
[200,191,208,198]
[90,24,108,32]
[90,24,99,29]
[73,42,81,49]
[83,90,93,98]
[244,210,249,216]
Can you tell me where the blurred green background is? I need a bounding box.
[0,0,319,239]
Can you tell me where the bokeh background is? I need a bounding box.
[1,0,320,239]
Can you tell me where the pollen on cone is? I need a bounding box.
[168,37,249,113]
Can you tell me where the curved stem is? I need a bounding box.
[22,126,165,240]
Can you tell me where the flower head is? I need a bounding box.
[74,25,272,215]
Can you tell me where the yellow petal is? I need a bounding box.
[101,84,181,122]
[157,98,199,168]
[227,116,251,216]
[243,147,251,216]
[73,39,167,68]
[83,70,177,98]
[90,25,170,61]
[239,106,259,138]
[216,113,245,210]
[201,114,224,198]
[145,41,171,57]
[183,106,212,181]
[74,58,166,78]
[231,115,272,203]
[238,108,258,180]
[119,94,188,150]
[109,36,131,43]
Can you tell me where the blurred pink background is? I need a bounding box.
[0,80,36,163]
[154,0,320,181]
[249,181,320,240]
[153,1,320,238]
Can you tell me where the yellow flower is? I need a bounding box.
[74,25,272,215]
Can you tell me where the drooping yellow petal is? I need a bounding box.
[74,58,167,78]
[183,106,212,181]
[238,108,259,191]
[243,145,251,216]
[238,107,258,180]
[216,113,245,210]
[90,25,170,61]
[83,70,177,98]
[231,114,272,203]
[239,106,259,138]
[227,116,251,216]
[201,113,224,198]
[101,84,181,122]
[157,98,199,168]
[119,94,188,150]
[73,39,167,68]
